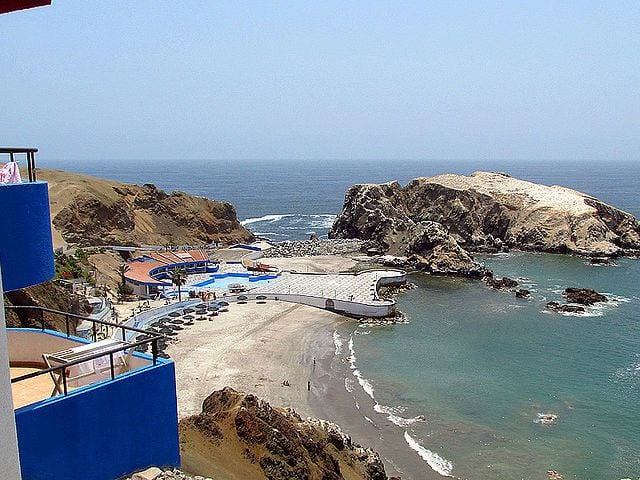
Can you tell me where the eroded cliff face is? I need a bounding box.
[4,281,90,332]
[179,387,387,480]
[331,172,640,272]
[40,169,255,248]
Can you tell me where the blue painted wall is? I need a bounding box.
[0,181,54,291]
[15,359,180,480]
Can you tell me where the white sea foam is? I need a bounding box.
[333,330,344,355]
[348,335,377,400]
[344,377,354,393]
[348,336,356,365]
[240,214,292,225]
[363,416,377,426]
[354,329,371,335]
[352,369,376,400]
[403,431,455,477]
[373,404,425,427]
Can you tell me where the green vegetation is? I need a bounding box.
[170,267,188,302]
[54,250,95,285]
[115,264,134,299]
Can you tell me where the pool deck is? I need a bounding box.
[252,270,401,305]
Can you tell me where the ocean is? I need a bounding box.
[47,158,640,479]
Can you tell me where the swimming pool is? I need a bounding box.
[191,272,277,289]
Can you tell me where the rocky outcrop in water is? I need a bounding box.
[179,387,387,480]
[563,288,607,305]
[330,172,640,265]
[39,169,254,248]
[546,301,585,314]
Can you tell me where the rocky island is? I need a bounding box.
[330,171,640,275]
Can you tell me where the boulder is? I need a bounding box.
[515,289,531,298]
[563,288,607,305]
[486,276,519,290]
[546,302,585,314]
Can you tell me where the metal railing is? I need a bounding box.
[0,147,38,182]
[7,305,164,397]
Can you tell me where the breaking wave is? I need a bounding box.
[404,431,455,477]
[241,214,291,225]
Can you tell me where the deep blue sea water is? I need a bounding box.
[47,159,639,479]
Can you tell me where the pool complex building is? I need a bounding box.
[123,249,277,298]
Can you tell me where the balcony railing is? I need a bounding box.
[0,147,38,182]
[7,305,163,397]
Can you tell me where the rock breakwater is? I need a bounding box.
[262,239,366,258]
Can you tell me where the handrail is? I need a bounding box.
[6,305,163,397]
[0,147,38,182]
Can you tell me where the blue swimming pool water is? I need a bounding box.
[191,273,276,289]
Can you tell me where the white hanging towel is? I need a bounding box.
[0,162,21,184]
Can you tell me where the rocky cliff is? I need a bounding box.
[39,169,254,248]
[4,281,90,332]
[330,172,640,271]
[179,387,387,480]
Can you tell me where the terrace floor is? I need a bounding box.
[10,367,55,409]
[11,367,83,409]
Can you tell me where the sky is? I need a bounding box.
[1,1,639,162]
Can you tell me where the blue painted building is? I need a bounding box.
[0,148,180,479]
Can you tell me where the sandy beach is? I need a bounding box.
[166,299,346,418]
[155,254,432,478]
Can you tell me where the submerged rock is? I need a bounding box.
[546,302,585,314]
[485,276,519,290]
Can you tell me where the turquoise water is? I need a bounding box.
[345,253,640,479]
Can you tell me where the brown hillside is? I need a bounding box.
[37,169,254,248]
[180,387,387,480]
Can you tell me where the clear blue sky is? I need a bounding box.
[1,1,639,161]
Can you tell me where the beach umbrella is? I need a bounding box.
[185,320,195,325]
[159,327,173,334]
[183,314,195,320]
[195,303,207,309]
[169,318,184,324]
[237,295,248,301]
[168,311,181,318]
[218,301,229,307]
[183,308,195,314]
[195,309,207,315]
